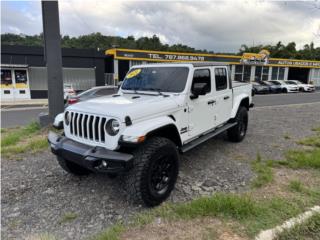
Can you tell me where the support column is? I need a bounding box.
[231,65,235,81]
[268,66,272,81]
[41,0,64,123]
[284,67,289,80]
[250,66,256,82]
[114,59,119,84]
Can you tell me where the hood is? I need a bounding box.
[286,84,298,89]
[255,85,268,89]
[301,83,314,87]
[66,93,181,121]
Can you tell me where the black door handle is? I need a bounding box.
[207,100,216,105]
[224,96,230,100]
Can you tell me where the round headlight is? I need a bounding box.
[105,119,120,136]
[64,111,70,125]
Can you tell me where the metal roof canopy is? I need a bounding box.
[105,48,320,69]
[132,62,229,67]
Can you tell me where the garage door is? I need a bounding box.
[29,67,95,91]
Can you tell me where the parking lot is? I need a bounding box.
[2,102,320,240]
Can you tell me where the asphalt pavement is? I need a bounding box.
[1,91,320,128]
[1,107,48,128]
[253,91,320,107]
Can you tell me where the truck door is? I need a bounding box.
[187,68,216,137]
[212,67,232,126]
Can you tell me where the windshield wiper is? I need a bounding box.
[142,88,168,96]
[122,87,139,94]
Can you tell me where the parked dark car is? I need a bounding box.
[259,81,282,93]
[66,86,118,107]
[252,82,269,94]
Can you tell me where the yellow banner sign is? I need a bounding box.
[241,50,270,65]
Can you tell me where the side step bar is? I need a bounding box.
[180,122,237,153]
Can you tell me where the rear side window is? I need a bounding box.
[215,68,228,91]
[95,88,116,96]
[270,81,280,85]
[192,69,211,93]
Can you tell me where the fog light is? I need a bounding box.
[102,160,108,167]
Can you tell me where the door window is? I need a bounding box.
[215,68,228,91]
[192,69,211,94]
[94,88,116,96]
[1,69,12,87]
[14,70,28,88]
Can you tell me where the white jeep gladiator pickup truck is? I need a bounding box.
[48,62,253,206]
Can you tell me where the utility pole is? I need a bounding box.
[41,0,64,124]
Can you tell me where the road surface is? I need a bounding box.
[253,91,320,107]
[1,91,320,128]
[1,107,47,128]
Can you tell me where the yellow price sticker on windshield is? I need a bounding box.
[126,69,141,79]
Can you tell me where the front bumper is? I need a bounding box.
[304,87,315,92]
[48,131,134,173]
[288,88,299,93]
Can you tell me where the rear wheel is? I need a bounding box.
[299,87,304,92]
[228,106,248,142]
[282,88,288,93]
[57,156,91,176]
[124,137,179,207]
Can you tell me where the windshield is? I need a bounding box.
[262,82,272,86]
[285,81,296,85]
[121,67,189,93]
[270,81,280,85]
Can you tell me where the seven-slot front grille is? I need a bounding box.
[69,112,107,143]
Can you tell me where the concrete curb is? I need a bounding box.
[0,99,48,109]
[255,205,320,240]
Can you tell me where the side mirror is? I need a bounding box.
[190,82,208,99]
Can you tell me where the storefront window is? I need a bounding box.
[235,65,251,82]
[272,67,278,80]
[271,67,285,80]
[255,66,262,81]
[1,69,12,86]
[262,67,269,81]
[278,67,285,80]
[14,70,28,87]
[311,69,320,86]
[255,66,269,81]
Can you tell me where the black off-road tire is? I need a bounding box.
[227,106,248,142]
[57,156,91,176]
[107,173,118,179]
[124,137,179,207]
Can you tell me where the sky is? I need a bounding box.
[1,0,320,53]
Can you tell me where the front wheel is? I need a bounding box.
[124,137,179,207]
[227,106,248,142]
